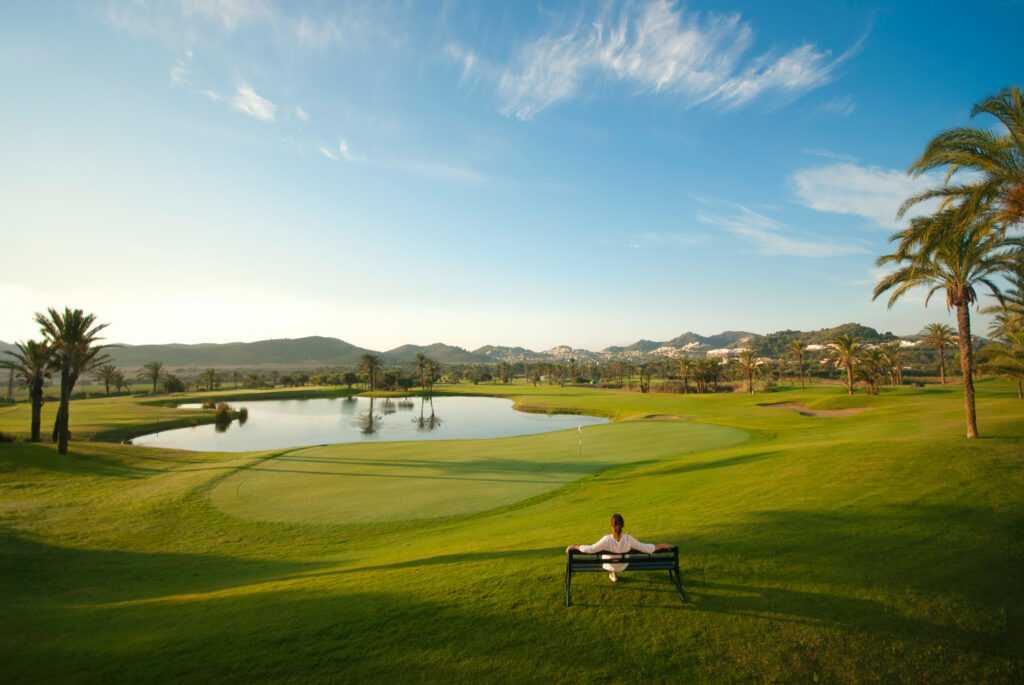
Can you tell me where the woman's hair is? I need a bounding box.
[611,513,624,532]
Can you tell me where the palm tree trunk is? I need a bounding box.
[938,346,946,384]
[30,381,43,442]
[846,365,853,394]
[955,304,978,439]
[55,369,72,454]
[799,360,805,390]
[1018,380,1022,400]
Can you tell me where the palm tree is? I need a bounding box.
[35,307,109,454]
[857,349,886,396]
[137,361,166,393]
[358,353,382,392]
[676,357,694,394]
[734,349,757,394]
[879,342,903,386]
[93,364,119,396]
[874,207,1017,438]
[900,86,1024,229]
[200,368,221,392]
[981,329,1024,399]
[113,371,129,394]
[415,352,427,389]
[231,370,241,389]
[787,340,807,390]
[921,323,956,384]
[1,340,56,441]
[425,358,440,392]
[826,334,864,395]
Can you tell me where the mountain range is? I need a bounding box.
[0,323,907,374]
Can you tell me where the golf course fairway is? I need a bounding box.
[209,421,748,524]
[0,381,1022,682]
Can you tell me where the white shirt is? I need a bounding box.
[579,533,655,555]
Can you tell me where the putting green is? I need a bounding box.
[209,419,748,524]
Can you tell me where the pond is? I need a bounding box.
[131,395,608,452]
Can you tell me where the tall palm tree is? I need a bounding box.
[879,342,903,386]
[921,323,956,384]
[415,352,427,389]
[826,334,864,395]
[35,307,109,454]
[425,358,440,392]
[1,340,56,441]
[874,207,1017,438]
[93,364,119,396]
[137,361,166,394]
[734,349,757,394]
[358,353,382,392]
[113,371,129,394]
[676,357,694,394]
[787,340,808,390]
[900,86,1024,228]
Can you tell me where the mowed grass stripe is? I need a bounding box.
[209,420,749,524]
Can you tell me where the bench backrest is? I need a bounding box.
[567,548,677,572]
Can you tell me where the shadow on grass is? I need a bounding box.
[0,441,166,479]
[0,528,323,605]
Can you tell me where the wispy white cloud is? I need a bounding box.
[170,64,190,85]
[295,106,309,122]
[338,140,364,162]
[388,159,484,185]
[177,0,272,31]
[789,162,943,230]
[202,89,222,101]
[800,148,858,163]
[814,94,856,117]
[698,203,869,257]
[492,0,861,119]
[319,139,480,184]
[444,43,486,85]
[230,82,276,122]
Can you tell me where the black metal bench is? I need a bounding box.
[564,547,687,606]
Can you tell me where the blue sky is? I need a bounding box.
[1,1,1021,351]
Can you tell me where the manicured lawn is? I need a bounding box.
[0,381,1021,682]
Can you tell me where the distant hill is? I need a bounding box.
[104,336,373,372]
[381,343,484,365]
[473,345,542,362]
[604,331,758,355]
[1,323,926,376]
[752,323,899,357]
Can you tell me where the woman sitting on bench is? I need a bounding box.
[565,513,675,582]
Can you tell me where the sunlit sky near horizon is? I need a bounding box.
[2,1,1022,352]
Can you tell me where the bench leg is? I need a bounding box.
[669,568,687,604]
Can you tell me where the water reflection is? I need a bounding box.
[133,395,608,452]
[357,397,383,435]
[413,396,443,432]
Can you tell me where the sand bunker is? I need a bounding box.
[642,414,680,420]
[757,402,871,418]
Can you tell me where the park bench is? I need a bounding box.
[564,547,687,607]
